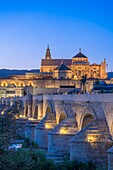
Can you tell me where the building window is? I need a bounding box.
[6,91,15,94]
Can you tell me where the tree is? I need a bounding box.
[0,100,23,150]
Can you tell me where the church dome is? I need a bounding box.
[73,49,88,59]
[72,49,88,64]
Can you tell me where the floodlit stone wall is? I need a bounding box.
[1,93,113,166]
[48,118,78,159]
[70,120,112,166]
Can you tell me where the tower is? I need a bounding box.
[45,45,51,59]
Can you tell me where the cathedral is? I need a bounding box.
[0,46,109,98]
[40,46,107,80]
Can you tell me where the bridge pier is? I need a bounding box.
[70,120,113,167]
[25,120,39,142]
[108,146,113,170]
[23,101,27,117]
[35,112,56,150]
[38,102,43,120]
[16,118,28,138]
[27,104,32,118]
[47,118,78,161]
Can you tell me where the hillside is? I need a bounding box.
[0,69,40,78]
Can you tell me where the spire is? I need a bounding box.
[79,48,81,53]
[45,45,51,59]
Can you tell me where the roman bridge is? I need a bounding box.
[23,94,113,136]
[1,94,113,168]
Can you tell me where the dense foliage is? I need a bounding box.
[0,100,23,150]
[0,149,106,170]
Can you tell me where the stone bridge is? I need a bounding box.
[1,94,113,168]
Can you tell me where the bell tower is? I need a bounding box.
[45,45,51,59]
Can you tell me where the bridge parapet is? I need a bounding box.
[43,94,113,103]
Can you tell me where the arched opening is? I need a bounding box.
[34,105,38,119]
[18,81,25,87]
[59,112,66,123]
[46,106,51,114]
[81,113,94,129]
[9,80,17,87]
[1,81,8,87]
[27,81,34,87]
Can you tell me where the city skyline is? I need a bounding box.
[0,0,113,71]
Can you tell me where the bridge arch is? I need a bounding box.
[81,113,93,129]
[54,102,67,124]
[79,107,96,130]
[59,112,67,123]
[44,100,54,116]
[46,106,52,113]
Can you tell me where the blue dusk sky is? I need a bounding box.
[0,0,113,71]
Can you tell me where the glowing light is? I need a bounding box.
[14,115,19,119]
[87,135,97,142]
[28,118,35,120]
[45,124,52,129]
[1,111,4,115]
[60,128,68,134]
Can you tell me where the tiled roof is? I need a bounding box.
[54,63,71,70]
[41,59,72,66]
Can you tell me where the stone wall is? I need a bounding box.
[108,147,113,170]
[70,120,113,166]
[48,118,78,159]
[35,113,56,149]
[25,120,39,142]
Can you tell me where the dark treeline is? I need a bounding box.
[0,69,40,78]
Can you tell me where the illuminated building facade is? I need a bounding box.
[0,46,109,97]
[40,46,107,80]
